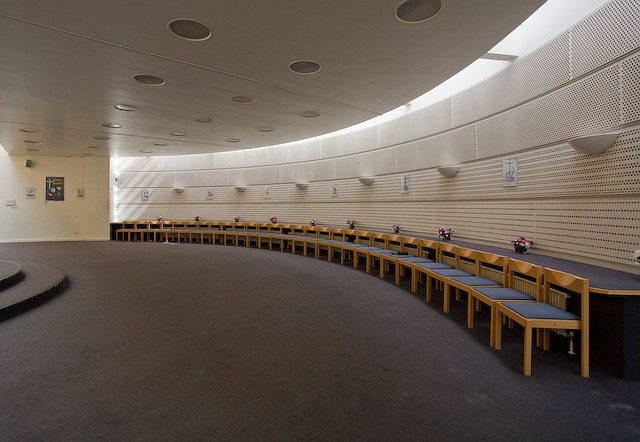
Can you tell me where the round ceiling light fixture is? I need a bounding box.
[133,74,166,86]
[115,104,140,112]
[153,142,168,146]
[395,0,444,24]
[23,140,42,144]
[225,138,241,143]
[139,150,153,154]
[170,131,187,137]
[289,60,321,75]
[230,95,255,104]
[167,18,212,41]
[299,111,320,118]
[94,136,110,140]
[257,127,274,132]
[102,123,122,128]
[26,148,42,152]
[195,116,214,123]
[87,146,102,149]
[19,128,42,134]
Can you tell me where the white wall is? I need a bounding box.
[0,151,110,242]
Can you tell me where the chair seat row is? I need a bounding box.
[115,221,589,377]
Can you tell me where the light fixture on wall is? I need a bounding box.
[437,165,460,177]
[568,132,619,155]
[358,176,375,185]
[235,185,247,192]
[295,182,308,190]
[173,187,185,193]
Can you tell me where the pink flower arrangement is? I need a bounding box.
[270,216,278,223]
[310,219,316,226]
[194,215,201,221]
[392,224,400,234]
[512,236,534,254]
[234,216,240,222]
[347,219,357,229]
[438,227,454,240]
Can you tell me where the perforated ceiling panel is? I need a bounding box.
[571,0,640,78]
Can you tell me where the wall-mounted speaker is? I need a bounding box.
[25,159,33,168]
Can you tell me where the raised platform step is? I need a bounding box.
[0,260,22,287]
[0,261,66,320]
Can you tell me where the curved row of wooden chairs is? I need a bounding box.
[116,220,590,377]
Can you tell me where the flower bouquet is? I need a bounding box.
[633,249,640,266]
[194,215,201,221]
[234,216,240,222]
[310,219,316,226]
[511,236,533,254]
[438,227,454,240]
[270,216,278,224]
[347,219,357,229]
[392,224,400,234]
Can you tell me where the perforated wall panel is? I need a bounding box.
[571,0,640,78]
[320,126,379,158]
[266,139,322,165]
[622,52,640,123]
[334,148,396,179]
[379,98,453,147]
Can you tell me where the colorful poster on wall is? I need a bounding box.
[46,176,64,201]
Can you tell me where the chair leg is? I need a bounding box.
[443,283,451,313]
[581,330,590,378]
[467,294,475,329]
[494,311,503,350]
[523,325,533,376]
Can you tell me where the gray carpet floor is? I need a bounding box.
[0,241,639,441]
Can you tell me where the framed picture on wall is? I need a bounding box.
[25,187,35,199]
[331,182,338,197]
[76,188,85,198]
[141,189,150,201]
[206,188,214,200]
[45,176,64,201]
[503,158,518,187]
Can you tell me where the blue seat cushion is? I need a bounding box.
[398,257,434,263]
[415,262,453,270]
[430,268,473,277]
[500,302,580,320]
[474,287,535,301]
[448,276,501,286]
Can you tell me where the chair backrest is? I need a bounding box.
[543,268,589,319]
[317,227,332,240]
[438,242,457,265]
[454,246,480,274]
[507,258,543,300]
[386,234,402,252]
[290,225,305,236]
[477,251,508,285]
[355,230,373,246]
[418,238,439,260]
[245,222,258,232]
[401,236,420,256]
[372,232,387,249]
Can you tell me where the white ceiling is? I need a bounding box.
[0,0,545,158]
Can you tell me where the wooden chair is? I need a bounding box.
[494,267,590,377]
[468,258,542,347]
[425,246,480,311]
[443,251,507,315]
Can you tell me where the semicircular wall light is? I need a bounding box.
[568,132,619,155]
[437,165,460,177]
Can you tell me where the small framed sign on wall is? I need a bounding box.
[502,158,518,187]
[45,176,64,201]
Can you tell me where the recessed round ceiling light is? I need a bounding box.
[170,131,187,136]
[133,74,166,86]
[225,138,241,143]
[395,0,444,24]
[289,60,321,75]
[115,104,140,111]
[153,142,168,146]
[82,153,94,157]
[257,127,274,132]
[167,18,212,41]
[19,128,42,134]
[24,140,42,144]
[94,136,110,140]
[102,123,122,128]
[299,111,320,118]
[26,148,42,152]
[195,117,213,123]
[230,95,255,104]
[140,150,153,154]
[87,146,102,149]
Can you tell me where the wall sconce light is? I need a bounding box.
[173,187,185,193]
[358,176,375,185]
[235,185,247,192]
[295,182,308,190]
[568,132,619,155]
[437,165,460,177]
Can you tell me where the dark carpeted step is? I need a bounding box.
[0,261,66,320]
[0,260,22,288]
